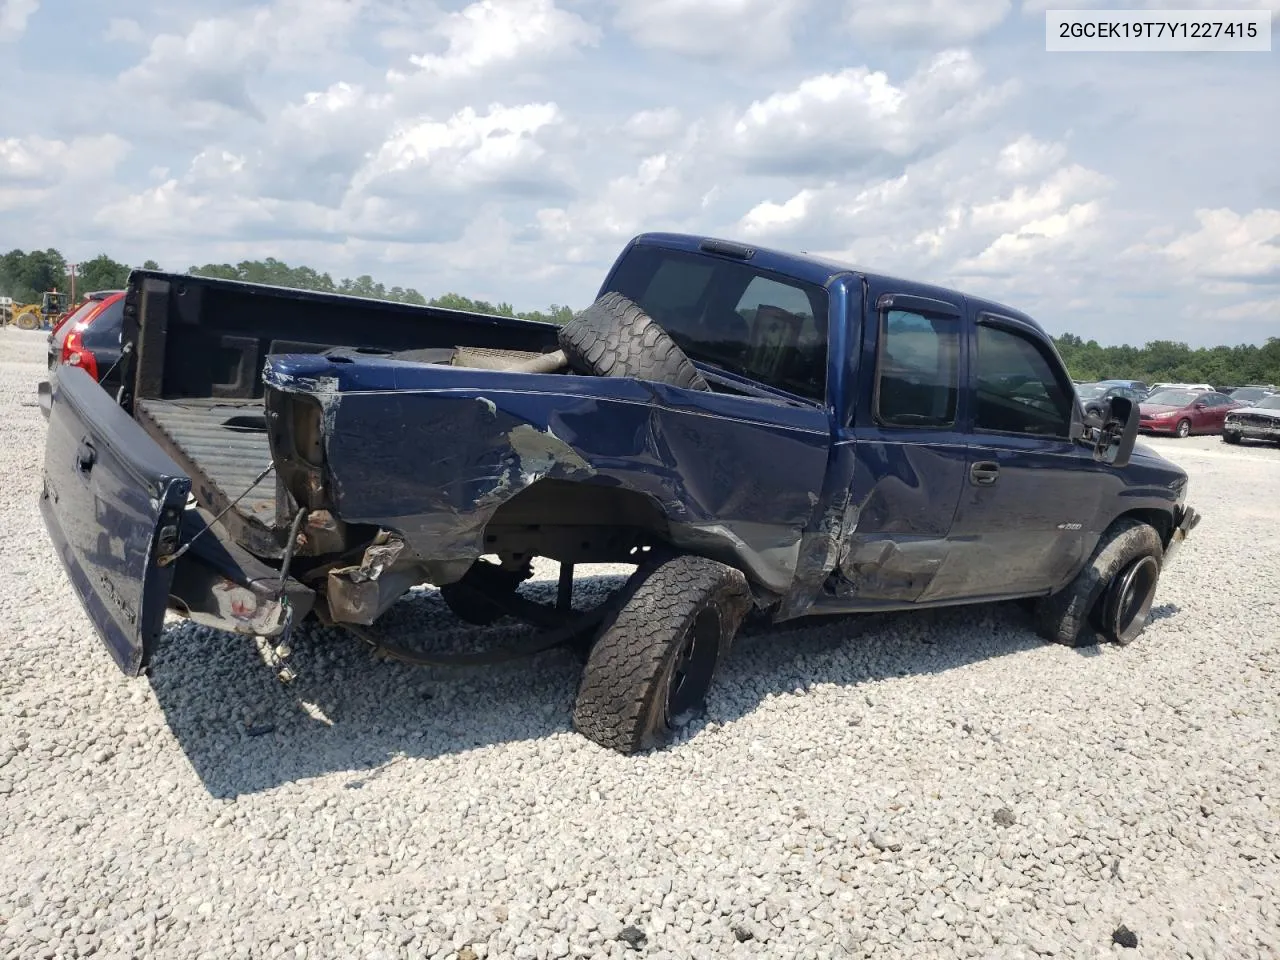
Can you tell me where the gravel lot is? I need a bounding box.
[1,327,1277,960]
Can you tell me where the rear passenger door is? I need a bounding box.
[948,313,1104,598]
[834,290,971,605]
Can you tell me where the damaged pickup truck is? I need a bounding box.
[39,232,1200,754]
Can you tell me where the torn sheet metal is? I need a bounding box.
[263,353,833,595]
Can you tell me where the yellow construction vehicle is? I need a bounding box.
[1,290,68,330]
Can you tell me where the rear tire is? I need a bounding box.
[558,292,710,392]
[1175,419,1191,438]
[572,555,751,754]
[1034,518,1164,648]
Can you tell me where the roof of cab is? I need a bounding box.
[632,231,1045,333]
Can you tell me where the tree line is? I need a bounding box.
[3,247,1276,385]
[0,248,575,327]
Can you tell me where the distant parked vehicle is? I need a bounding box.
[1077,382,1145,404]
[1222,395,1280,445]
[46,291,127,399]
[1223,385,1277,406]
[1139,389,1243,438]
[1098,378,1149,398]
[1150,382,1214,393]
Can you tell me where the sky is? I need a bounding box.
[0,0,1277,347]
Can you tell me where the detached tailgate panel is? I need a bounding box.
[41,366,192,675]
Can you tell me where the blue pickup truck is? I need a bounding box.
[39,232,1199,754]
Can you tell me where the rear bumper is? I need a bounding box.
[1164,503,1200,562]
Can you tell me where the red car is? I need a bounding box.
[1138,388,1243,437]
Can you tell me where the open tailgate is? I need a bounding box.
[40,365,191,675]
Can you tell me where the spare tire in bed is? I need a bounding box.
[558,292,710,392]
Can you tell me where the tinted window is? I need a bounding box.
[1256,396,1280,410]
[974,323,1073,437]
[80,297,124,349]
[875,310,959,427]
[607,245,829,401]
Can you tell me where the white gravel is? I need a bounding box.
[1,325,1277,960]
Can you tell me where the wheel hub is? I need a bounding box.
[1104,555,1160,644]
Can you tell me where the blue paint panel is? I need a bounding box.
[39,366,191,674]
[266,354,832,594]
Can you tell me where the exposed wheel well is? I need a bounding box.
[1112,507,1173,549]
[480,478,674,566]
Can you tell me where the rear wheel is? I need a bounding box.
[1034,518,1164,648]
[1175,419,1191,438]
[572,555,751,754]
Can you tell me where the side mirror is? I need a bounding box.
[1193,401,1206,409]
[1092,396,1139,468]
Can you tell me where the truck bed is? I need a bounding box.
[134,398,279,549]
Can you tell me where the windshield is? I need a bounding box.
[605,244,829,402]
[1144,389,1196,406]
[1253,396,1280,410]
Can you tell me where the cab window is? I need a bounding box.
[974,322,1074,437]
[874,310,959,427]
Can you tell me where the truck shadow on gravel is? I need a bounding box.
[147,575,1181,799]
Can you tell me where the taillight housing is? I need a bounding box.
[60,325,99,380]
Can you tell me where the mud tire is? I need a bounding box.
[572,555,751,754]
[1034,518,1164,648]
[558,292,710,391]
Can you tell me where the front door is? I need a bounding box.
[947,315,1104,598]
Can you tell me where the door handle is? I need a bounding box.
[75,439,96,473]
[969,461,999,486]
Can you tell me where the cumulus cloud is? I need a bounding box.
[614,0,810,61]
[847,0,1011,43]
[0,0,1271,344]
[0,134,130,183]
[118,0,367,123]
[727,50,1014,174]
[1156,209,1280,283]
[396,0,599,80]
[352,102,570,199]
[0,0,38,42]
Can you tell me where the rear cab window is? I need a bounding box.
[604,245,829,403]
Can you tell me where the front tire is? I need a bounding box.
[1175,419,1191,438]
[572,555,751,754]
[1222,431,1241,445]
[1034,518,1164,648]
